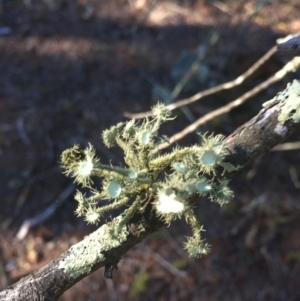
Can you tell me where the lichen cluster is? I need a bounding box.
[61,103,236,257]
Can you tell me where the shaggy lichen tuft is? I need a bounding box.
[61,103,235,258]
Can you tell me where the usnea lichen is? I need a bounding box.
[60,103,236,259]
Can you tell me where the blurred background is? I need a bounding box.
[1,0,300,300]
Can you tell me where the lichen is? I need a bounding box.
[59,217,129,278]
[60,103,236,258]
[263,80,300,124]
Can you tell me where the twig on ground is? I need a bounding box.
[145,247,188,278]
[289,167,300,189]
[16,184,74,240]
[161,228,187,257]
[2,167,59,230]
[16,117,31,146]
[103,274,117,301]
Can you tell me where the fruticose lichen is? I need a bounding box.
[60,103,236,259]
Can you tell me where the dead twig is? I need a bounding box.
[16,184,74,240]
[145,247,188,278]
[155,56,300,151]
[272,141,300,151]
[2,167,59,230]
[16,117,31,146]
[124,46,277,119]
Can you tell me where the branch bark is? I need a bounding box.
[1,81,300,301]
[277,35,300,57]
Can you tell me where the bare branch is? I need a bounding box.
[277,32,300,57]
[124,46,277,119]
[155,57,300,151]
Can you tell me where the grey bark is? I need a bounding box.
[277,35,300,57]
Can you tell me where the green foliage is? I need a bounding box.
[129,272,150,299]
[61,103,236,257]
[287,251,300,262]
[172,257,189,270]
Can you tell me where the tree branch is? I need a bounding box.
[1,81,300,301]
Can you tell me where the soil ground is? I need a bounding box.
[1,0,300,300]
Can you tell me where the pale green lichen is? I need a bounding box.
[60,81,300,260]
[195,178,212,193]
[263,80,300,124]
[107,180,122,198]
[61,103,237,258]
[59,217,129,278]
[155,188,186,215]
